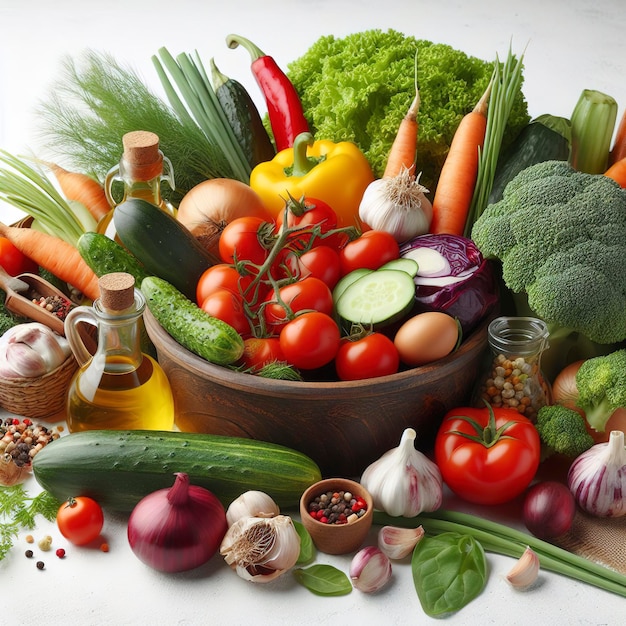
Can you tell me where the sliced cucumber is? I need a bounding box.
[335,269,415,328]
[379,257,419,278]
[332,268,373,303]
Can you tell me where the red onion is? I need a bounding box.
[522,481,576,539]
[127,472,228,572]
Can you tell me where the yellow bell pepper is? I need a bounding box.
[249,132,374,227]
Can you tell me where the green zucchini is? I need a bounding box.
[113,198,220,300]
[141,275,244,365]
[211,58,275,169]
[488,114,571,205]
[32,429,322,512]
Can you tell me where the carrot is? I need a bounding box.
[45,162,111,221]
[384,91,420,178]
[0,222,100,301]
[429,83,491,236]
[604,157,626,187]
[608,108,626,166]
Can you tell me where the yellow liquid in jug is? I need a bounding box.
[67,354,174,432]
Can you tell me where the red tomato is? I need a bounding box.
[335,333,400,381]
[339,230,400,276]
[201,288,250,336]
[57,496,104,546]
[0,237,38,276]
[196,264,254,306]
[297,245,341,290]
[276,196,338,248]
[218,216,273,266]
[279,311,340,370]
[434,405,541,505]
[240,337,285,371]
[263,277,334,333]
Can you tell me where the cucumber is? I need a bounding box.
[113,198,220,301]
[335,269,416,329]
[141,275,244,365]
[32,429,322,512]
[379,257,419,278]
[332,268,372,303]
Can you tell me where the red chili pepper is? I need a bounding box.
[227,33,310,152]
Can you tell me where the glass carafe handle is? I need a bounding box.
[104,164,122,208]
[64,306,99,367]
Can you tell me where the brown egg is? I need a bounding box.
[394,312,459,367]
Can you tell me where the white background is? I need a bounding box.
[1,1,625,624]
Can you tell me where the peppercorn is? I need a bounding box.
[36,561,45,570]
[307,489,368,525]
[25,549,33,558]
[56,548,66,558]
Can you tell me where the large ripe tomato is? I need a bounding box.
[339,230,400,276]
[240,337,285,372]
[263,276,334,333]
[218,216,274,266]
[434,405,541,505]
[196,264,254,306]
[57,496,104,546]
[276,196,337,249]
[335,332,400,381]
[0,237,38,276]
[297,245,341,290]
[279,311,340,370]
[200,288,251,336]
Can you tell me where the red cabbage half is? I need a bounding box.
[399,233,499,334]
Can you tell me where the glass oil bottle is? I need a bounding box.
[64,272,174,432]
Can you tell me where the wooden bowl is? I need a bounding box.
[143,308,490,477]
[299,478,373,555]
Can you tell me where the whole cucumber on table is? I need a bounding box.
[32,429,322,512]
[141,275,244,365]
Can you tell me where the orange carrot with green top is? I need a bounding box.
[384,91,420,178]
[0,222,100,301]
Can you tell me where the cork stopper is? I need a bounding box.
[121,130,163,181]
[98,272,136,312]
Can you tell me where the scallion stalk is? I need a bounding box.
[373,509,626,598]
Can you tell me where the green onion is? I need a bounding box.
[374,509,626,598]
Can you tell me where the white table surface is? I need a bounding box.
[1,1,625,624]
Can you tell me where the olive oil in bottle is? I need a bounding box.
[64,272,174,432]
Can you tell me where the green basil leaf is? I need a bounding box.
[293,564,353,596]
[411,531,487,616]
[293,520,316,565]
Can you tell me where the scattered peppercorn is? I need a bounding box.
[25,535,34,543]
[25,549,33,558]
[55,548,66,559]
[36,561,45,570]
[100,543,109,553]
[307,489,368,525]
[38,535,53,551]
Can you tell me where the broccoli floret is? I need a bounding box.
[471,161,626,345]
[535,404,594,458]
[575,349,626,433]
[287,29,529,189]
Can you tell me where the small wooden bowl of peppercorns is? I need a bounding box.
[300,478,374,555]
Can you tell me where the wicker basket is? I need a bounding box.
[0,355,77,420]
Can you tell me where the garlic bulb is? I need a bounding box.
[219,514,300,582]
[0,323,70,379]
[349,546,393,593]
[506,546,540,589]
[358,167,432,243]
[360,428,443,517]
[378,524,424,560]
[567,430,626,517]
[225,490,280,526]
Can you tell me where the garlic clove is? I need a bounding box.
[349,546,393,593]
[225,490,280,527]
[506,546,540,589]
[378,524,425,560]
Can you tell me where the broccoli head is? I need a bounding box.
[471,160,626,345]
[575,349,626,433]
[287,29,529,190]
[535,403,594,458]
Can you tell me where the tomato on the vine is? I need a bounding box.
[218,216,274,267]
[434,404,541,505]
[240,337,285,372]
[279,311,340,370]
[196,264,254,306]
[297,245,341,290]
[276,196,337,249]
[335,332,400,381]
[57,496,104,546]
[200,288,250,336]
[0,237,38,276]
[339,230,400,276]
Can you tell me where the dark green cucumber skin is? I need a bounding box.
[488,119,571,204]
[77,231,150,284]
[113,198,220,301]
[141,275,244,365]
[216,78,275,168]
[32,430,322,512]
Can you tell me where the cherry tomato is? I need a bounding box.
[335,333,400,381]
[240,337,285,371]
[201,288,250,336]
[434,405,541,505]
[57,496,104,546]
[218,216,273,266]
[276,196,338,249]
[297,245,341,290]
[263,277,334,333]
[196,264,254,306]
[339,230,400,276]
[0,237,38,276]
[279,311,340,370]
